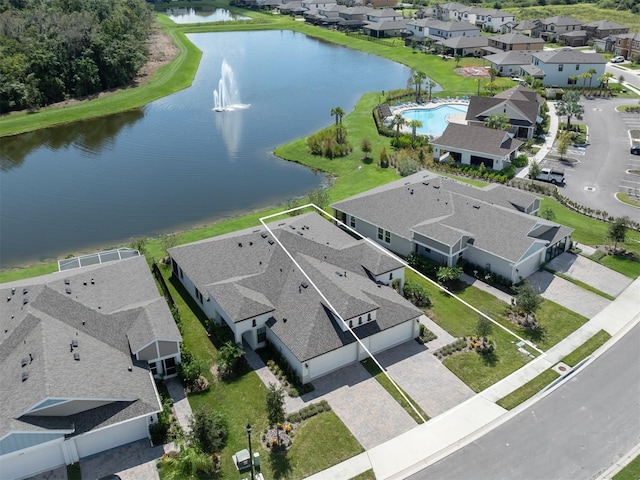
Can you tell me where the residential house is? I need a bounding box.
[503,19,543,38]
[540,15,584,42]
[168,212,422,386]
[431,2,468,21]
[432,123,523,170]
[337,6,374,31]
[366,0,399,8]
[0,253,182,480]
[465,84,543,138]
[405,18,480,44]
[484,50,535,77]
[304,4,342,25]
[332,172,572,284]
[558,30,588,47]
[363,19,409,38]
[488,32,545,52]
[300,0,337,9]
[439,35,488,57]
[528,48,606,86]
[277,1,306,16]
[459,7,515,32]
[365,8,403,23]
[592,35,616,54]
[612,32,640,60]
[582,20,629,40]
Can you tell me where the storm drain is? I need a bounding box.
[584,186,596,192]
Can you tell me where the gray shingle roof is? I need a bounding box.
[439,36,488,49]
[0,256,180,442]
[332,172,572,264]
[466,84,541,127]
[531,48,606,64]
[541,15,583,27]
[169,213,421,362]
[485,50,534,66]
[432,123,523,157]
[489,32,545,45]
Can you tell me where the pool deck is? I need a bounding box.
[389,98,470,137]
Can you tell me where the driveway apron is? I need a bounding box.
[299,362,417,450]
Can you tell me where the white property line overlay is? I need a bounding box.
[260,203,544,423]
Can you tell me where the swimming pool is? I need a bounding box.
[402,104,469,137]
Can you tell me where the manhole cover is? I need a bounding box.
[553,362,571,374]
[593,108,602,111]
[584,186,596,192]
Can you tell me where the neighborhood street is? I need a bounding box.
[408,321,640,480]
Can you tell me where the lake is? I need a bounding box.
[165,7,250,23]
[0,30,413,269]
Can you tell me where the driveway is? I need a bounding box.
[375,322,475,418]
[546,252,633,297]
[80,440,164,480]
[299,362,417,450]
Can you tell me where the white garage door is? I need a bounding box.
[0,439,64,480]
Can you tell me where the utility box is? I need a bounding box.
[253,452,261,467]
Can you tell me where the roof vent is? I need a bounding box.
[73,353,80,361]
[336,271,344,277]
[128,366,132,372]
[261,233,268,239]
[290,225,296,230]
[301,282,309,289]
[65,287,72,294]
[433,185,440,189]
[249,241,253,246]
[22,372,29,382]
[282,318,287,323]
[71,339,78,348]
[83,281,87,286]
[6,296,10,302]
[268,240,275,245]
[238,242,243,248]
[473,205,480,209]
[21,358,28,368]
[90,279,95,285]
[410,189,414,195]
[23,288,28,295]
[23,297,29,305]
[422,182,429,186]
[278,222,285,226]
[11,287,16,295]
[298,231,304,236]
[64,278,70,285]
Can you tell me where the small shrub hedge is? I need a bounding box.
[286,400,331,424]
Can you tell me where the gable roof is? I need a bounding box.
[0,256,179,445]
[489,32,545,45]
[531,48,606,64]
[583,19,627,30]
[439,35,488,49]
[168,213,421,363]
[484,50,534,66]
[541,15,583,27]
[332,172,572,265]
[465,85,541,127]
[433,123,523,157]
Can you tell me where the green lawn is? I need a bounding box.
[561,329,611,367]
[350,470,377,480]
[360,358,428,424]
[161,264,363,479]
[496,369,560,410]
[614,454,640,480]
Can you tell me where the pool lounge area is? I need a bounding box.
[386,98,470,138]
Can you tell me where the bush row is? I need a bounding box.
[286,400,331,424]
[260,341,314,397]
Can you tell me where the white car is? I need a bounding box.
[611,56,625,63]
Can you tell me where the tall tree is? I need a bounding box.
[586,68,597,89]
[608,216,629,250]
[392,113,406,141]
[412,70,426,102]
[556,91,584,131]
[266,383,286,444]
[330,106,344,126]
[515,281,543,324]
[408,119,423,148]
[216,341,244,379]
[427,79,437,102]
[556,131,571,160]
[361,137,372,160]
[484,113,510,130]
[528,160,542,180]
[160,443,217,480]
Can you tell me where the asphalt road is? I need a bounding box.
[606,63,640,91]
[544,96,640,222]
[408,322,640,480]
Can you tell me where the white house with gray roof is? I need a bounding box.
[332,172,572,285]
[527,48,606,87]
[0,255,181,480]
[168,213,422,385]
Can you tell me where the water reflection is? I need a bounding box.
[165,7,250,24]
[0,110,144,171]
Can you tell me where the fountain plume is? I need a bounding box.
[213,59,248,112]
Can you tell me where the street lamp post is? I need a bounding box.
[246,423,255,480]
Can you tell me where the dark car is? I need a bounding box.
[631,145,640,155]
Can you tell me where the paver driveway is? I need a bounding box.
[300,362,417,450]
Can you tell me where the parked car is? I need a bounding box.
[531,167,565,185]
[611,55,625,63]
[631,145,640,155]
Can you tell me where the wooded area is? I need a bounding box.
[0,0,153,112]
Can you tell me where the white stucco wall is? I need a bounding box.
[369,319,418,353]
[75,415,150,459]
[463,246,513,282]
[0,437,65,480]
[535,61,605,87]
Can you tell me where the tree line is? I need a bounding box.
[0,0,153,112]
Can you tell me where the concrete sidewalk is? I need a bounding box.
[517,101,559,179]
[305,277,640,479]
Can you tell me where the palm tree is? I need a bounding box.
[488,68,499,83]
[408,119,423,148]
[160,445,217,480]
[454,54,462,67]
[413,70,427,102]
[598,72,614,93]
[427,79,436,102]
[586,68,597,89]
[392,114,406,141]
[485,80,499,95]
[556,92,584,131]
[523,74,534,88]
[330,106,344,127]
[484,113,510,130]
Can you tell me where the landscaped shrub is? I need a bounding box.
[406,253,439,279]
[403,280,432,308]
[416,323,438,344]
[188,409,228,454]
[511,154,529,169]
[306,128,352,159]
[176,345,207,390]
[286,400,331,424]
[398,157,421,177]
[258,341,314,397]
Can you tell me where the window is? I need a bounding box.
[389,272,393,280]
[349,320,353,327]
[257,327,267,343]
[367,313,372,322]
[195,287,203,304]
[163,357,177,376]
[575,64,580,70]
[179,267,184,279]
[350,216,356,228]
[358,317,362,325]
[385,230,391,243]
[377,227,384,240]
[252,318,256,327]
[150,362,158,376]
[558,64,563,72]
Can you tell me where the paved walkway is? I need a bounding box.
[517,101,559,179]
[306,277,640,479]
[166,377,193,434]
[460,273,513,304]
